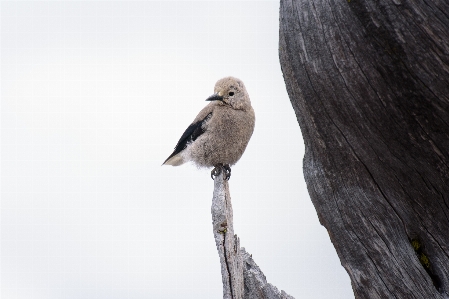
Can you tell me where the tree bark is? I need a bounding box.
[211,172,294,299]
[279,0,449,298]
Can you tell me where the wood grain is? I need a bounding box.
[212,172,294,299]
[279,0,449,297]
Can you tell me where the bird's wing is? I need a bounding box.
[163,112,212,164]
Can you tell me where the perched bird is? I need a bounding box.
[162,76,255,180]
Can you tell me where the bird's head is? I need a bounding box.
[206,76,251,110]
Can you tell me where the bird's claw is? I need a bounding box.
[210,164,231,180]
[211,165,223,180]
[223,164,231,181]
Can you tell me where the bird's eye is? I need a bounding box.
[229,92,234,96]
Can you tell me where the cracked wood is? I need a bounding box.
[279,0,449,298]
[211,172,295,299]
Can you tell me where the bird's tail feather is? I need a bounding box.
[162,154,185,166]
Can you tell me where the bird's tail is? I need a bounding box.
[162,153,185,166]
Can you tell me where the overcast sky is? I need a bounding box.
[1,1,353,298]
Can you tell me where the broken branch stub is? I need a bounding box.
[211,172,295,299]
[211,172,244,299]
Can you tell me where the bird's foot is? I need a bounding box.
[211,164,223,180]
[223,164,231,181]
[211,164,231,180]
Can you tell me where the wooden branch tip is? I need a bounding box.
[211,172,294,299]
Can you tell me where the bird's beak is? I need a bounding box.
[206,92,224,102]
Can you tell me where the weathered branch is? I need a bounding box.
[212,172,244,299]
[211,172,295,299]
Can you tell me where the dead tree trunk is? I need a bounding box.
[211,172,294,299]
[279,0,449,298]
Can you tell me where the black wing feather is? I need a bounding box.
[163,113,212,164]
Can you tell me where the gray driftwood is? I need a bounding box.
[279,0,449,298]
[212,172,294,299]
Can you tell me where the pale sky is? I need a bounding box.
[1,1,353,298]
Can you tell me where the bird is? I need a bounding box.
[162,76,255,180]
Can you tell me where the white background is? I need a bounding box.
[1,1,353,298]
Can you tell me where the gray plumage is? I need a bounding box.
[163,77,255,177]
